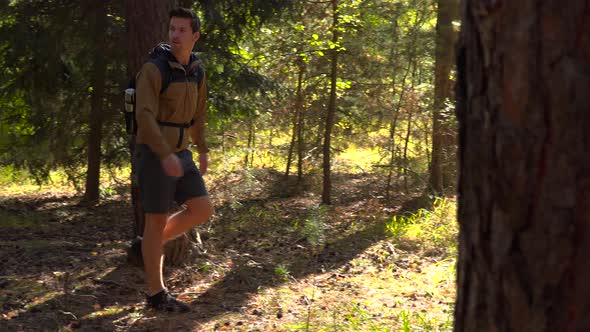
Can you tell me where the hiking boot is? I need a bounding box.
[147,289,191,313]
[126,236,143,267]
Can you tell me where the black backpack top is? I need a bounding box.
[124,43,205,137]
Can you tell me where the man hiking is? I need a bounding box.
[129,7,213,313]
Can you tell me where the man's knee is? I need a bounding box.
[186,197,214,220]
[144,213,168,233]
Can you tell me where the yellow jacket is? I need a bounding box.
[135,44,208,159]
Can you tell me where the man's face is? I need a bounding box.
[169,17,199,54]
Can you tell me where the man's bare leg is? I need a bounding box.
[142,213,167,295]
[141,197,212,297]
[162,196,214,244]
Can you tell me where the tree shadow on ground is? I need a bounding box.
[1,263,145,331]
[131,173,434,329]
[0,172,434,331]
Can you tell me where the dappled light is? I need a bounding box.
[0,0,466,330]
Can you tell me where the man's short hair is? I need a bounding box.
[169,7,201,33]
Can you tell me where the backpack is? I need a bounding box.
[124,44,204,142]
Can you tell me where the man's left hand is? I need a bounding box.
[198,153,208,175]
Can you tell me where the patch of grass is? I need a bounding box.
[79,306,127,321]
[0,165,131,196]
[296,205,327,247]
[0,165,34,185]
[0,210,45,230]
[386,197,457,254]
[274,264,290,282]
[197,261,212,272]
[396,309,453,332]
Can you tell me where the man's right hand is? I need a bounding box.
[161,153,183,177]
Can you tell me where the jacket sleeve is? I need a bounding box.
[135,62,173,159]
[190,73,209,154]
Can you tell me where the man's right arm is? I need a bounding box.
[135,62,173,159]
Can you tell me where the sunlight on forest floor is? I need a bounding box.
[1,164,456,331]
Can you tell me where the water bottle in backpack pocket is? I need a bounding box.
[124,88,136,134]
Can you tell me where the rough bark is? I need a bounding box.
[455,1,590,331]
[84,0,108,202]
[321,0,339,205]
[429,0,459,195]
[125,0,173,77]
[126,0,174,238]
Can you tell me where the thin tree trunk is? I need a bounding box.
[250,123,255,168]
[424,119,431,172]
[402,62,418,192]
[386,7,425,196]
[84,0,108,202]
[402,105,413,193]
[385,12,401,198]
[455,1,590,330]
[321,0,339,205]
[386,62,412,196]
[429,0,459,195]
[245,121,255,168]
[285,64,304,178]
[296,106,305,181]
[295,63,306,181]
[221,128,225,154]
[285,105,298,177]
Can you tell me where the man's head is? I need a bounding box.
[168,7,201,55]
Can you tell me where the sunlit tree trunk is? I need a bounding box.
[386,62,411,196]
[455,1,590,330]
[322,0,339,205]
[245,120,255,168]
[402,107,413,192]
[286,119,296,177]
[385,11,401,198]
[402,63,418,192]
[84,0,108,202]
[286,59,306,180]
[429,0,459,195]
[295,61,306,181]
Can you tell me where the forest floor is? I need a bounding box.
[0,168,456,332]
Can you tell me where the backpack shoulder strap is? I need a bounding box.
[148,57,172,94]
[195,63,205,88]
[188,53,205,88]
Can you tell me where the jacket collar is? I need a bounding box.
[150,43,201,74]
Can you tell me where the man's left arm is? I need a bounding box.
[190,74,209,175]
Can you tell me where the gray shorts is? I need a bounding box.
[133,144,208,214]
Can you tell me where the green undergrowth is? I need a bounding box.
[386,197,458,256]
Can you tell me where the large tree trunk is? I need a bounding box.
[125,0,173,240]
[125,0,173,77]
[429,0,459,195]
[321,0,339,205]
[84,0,108,202]
[455,1,590,331]
[126,0,193,266]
